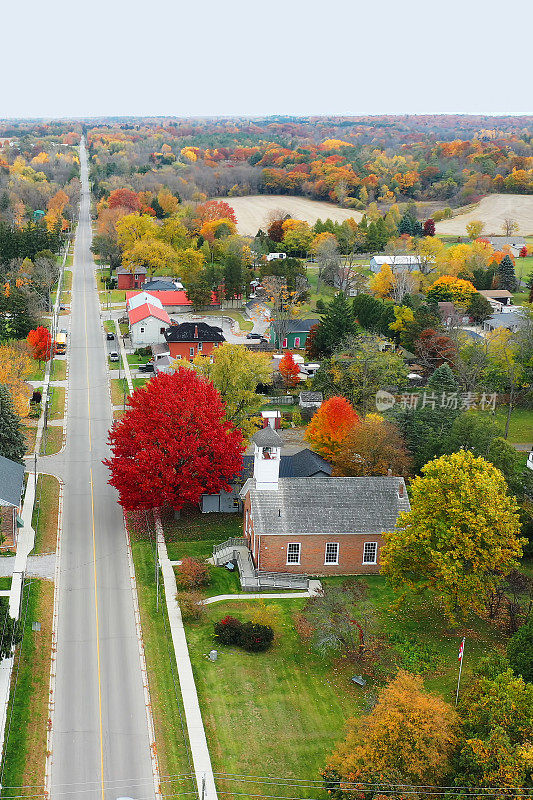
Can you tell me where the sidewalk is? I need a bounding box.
[155,512,218,800]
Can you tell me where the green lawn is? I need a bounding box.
[185,599,361,794]
[128,526,195,794]
[175,563,241,597]
[99,289,126,304]
[103,319,115,334]
[493,406,533,443]
[127,353,151,366]
[0,577,11,590]
[31,474,60,554]
[25,362,46,382]
[48,386,65,420]
[62,270,73,292]
[40,426,63,455]
[110,378,128,405]
[162,509,244,562]
[0,579,53,797]
[50,359,67,381]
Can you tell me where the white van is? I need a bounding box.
[266,252,287,261]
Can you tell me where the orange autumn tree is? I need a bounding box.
[325,671,458,787]
[278,352,300,388]
[304,396,359,462]
[27,327,52,363]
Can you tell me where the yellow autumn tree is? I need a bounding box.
[381,450,525,622]
[327,671,458,785]
[122,238,179,278]
[0,343,33,417]
[369,263,394,298]
[116,213,158,251]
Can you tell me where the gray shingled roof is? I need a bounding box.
[238,450,331,482]
[253,427,283,448]
[299,391,323,403]
[0,455,24,507]
[243,477,409,536]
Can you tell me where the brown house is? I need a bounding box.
[117,266,147,290]
[164,322,225,362]
[0,455,24,550]
[240,428,409,575]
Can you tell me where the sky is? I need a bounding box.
[2,0,531,118]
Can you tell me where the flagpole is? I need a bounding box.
[455,637,465,707]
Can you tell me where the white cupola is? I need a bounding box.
[252,426,282,491]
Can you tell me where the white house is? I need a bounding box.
[126,291,163,312]
[128,302,171,347]
[370,255,431,273]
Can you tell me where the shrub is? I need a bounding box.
[214,615,243,646]
[507,616,533,682]
[291,409,302,427]
[177,557,209,589]
[239,622,274,652]
[250,600,281,634]
[177,590,205,622]
[134,346,152,358]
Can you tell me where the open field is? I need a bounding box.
[436,193,533,236]
[223,195,362,235]
[0,579,54,798]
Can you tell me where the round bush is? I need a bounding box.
[177,557,209,589]
[507,616,533,682]
[239,622,274,652]
[214,615,243,646]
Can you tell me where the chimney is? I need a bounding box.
[398,481,404,498]
[194,325,198,339]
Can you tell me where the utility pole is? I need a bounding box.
[455,637,465,707]
[34,453,37,493]
[201,773,206,800]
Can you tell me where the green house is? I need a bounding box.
[270,319,319,349]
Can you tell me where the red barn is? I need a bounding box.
[164,321,225,361]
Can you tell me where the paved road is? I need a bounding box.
[50,140,154,799]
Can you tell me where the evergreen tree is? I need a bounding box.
[0,386,26,463]
[353,293,385,332]
[312,293,357,357]
[497,255,518,292]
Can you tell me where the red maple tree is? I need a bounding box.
[108,188,141,213]
[104,368,244,511]
[279,352,300,388]
[195,200,237,226]
[304,396,359,462]
[26,327,52,363]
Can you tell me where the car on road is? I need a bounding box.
[246,333,262,339]
[106,332,115,341]
[138,363,155,373]
[60,328,68,337]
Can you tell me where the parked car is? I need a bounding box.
[139,363,155,373]
[108,350,119,362]
[246,333,262,339]
[106,332,115,341]
[60,328,68,337]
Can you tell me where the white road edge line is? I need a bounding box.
[123,515,162,800]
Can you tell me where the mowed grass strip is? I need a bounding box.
[50,359,67,381]
[0,579,54,798]
[493,406,533,443]
[40,426,63,455]
[128,529,195,796]
[48,387,65,420]
[110,378,127,405]
[22,425,37,455]
[31,474,60,554]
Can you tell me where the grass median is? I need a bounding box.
[0,579,54,798]
[50,359,67,381]
[48,387,65,420]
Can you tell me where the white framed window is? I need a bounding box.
[287,542,301,565]
[189,346,195,357]
[198,341,203,351]
[282,338,288,348]
[324,542,339,565]
[363,542,378,564]
[294,337,300,348]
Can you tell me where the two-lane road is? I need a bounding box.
[51,139,155,799]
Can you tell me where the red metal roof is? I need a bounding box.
[125,289,218,306]
[128,303,171,325]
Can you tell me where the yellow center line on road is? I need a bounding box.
[81,215,106,800]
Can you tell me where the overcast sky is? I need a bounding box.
[2,0,531,119]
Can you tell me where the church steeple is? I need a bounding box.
[252,427,282,491]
